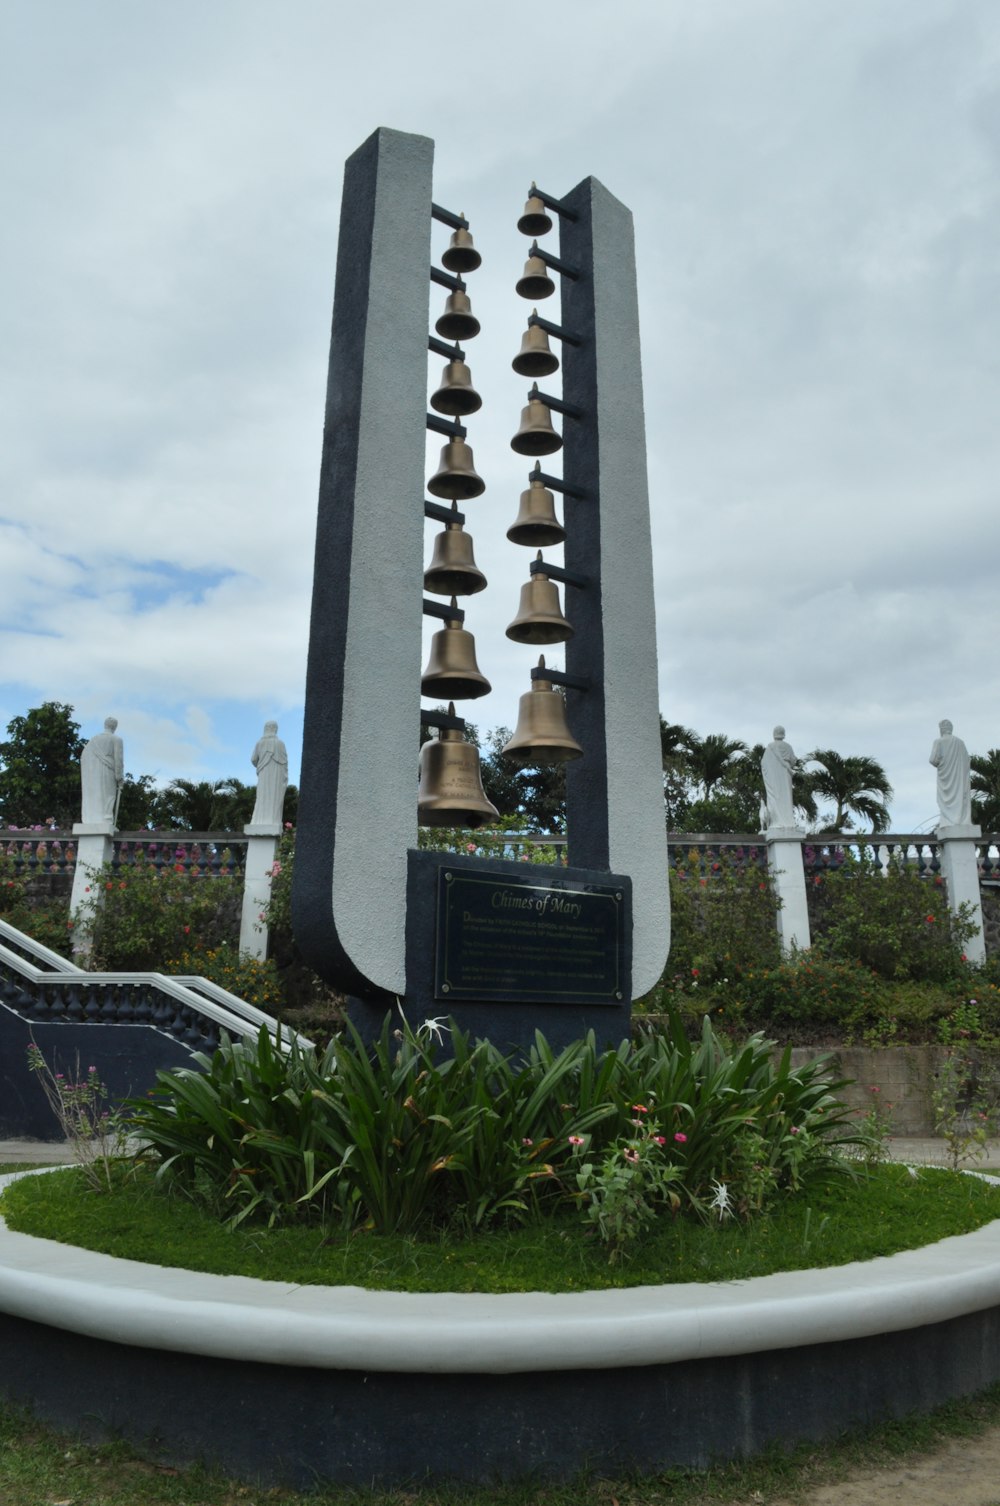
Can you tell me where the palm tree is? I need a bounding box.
[685,733,748,799]
[149,777,257,832]
[971,750,1000,831]
[805,749,893,833]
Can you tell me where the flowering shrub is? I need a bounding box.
[814,852,977,983]
[76,859,240,972]
[659,849,781,991]
[573,1130,682,1263]
[170,943,282,1011]
[127,1014,857,1238]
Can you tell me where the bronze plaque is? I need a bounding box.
[434,868,626,1004]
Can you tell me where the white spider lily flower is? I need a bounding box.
[709,1179,733,1220]
[419,1016,450,1044]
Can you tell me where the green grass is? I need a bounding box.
[2,1384,1000,1506]
[3,1160,1000,1293]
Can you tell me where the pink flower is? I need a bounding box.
[790,1126,800,1135]
[624,1147,639,1163]
[926,914,935,924]
[568,1135,585,1146]
[674,1132,688,1143]
[652,1135,666,1146]
[631,1104,648,1114]
[522,1137,533,1146]
[466,842,477,853]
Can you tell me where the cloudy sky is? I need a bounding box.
[1,0,997,831]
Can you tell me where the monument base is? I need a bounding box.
[348,848,633,1056]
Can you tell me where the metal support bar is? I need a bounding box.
[530,558,589,589]
[531,386,585,420]
[531,243,581,280]
[426,413,467,439]
[424,500,465,526]
[420,709,467,732]
[528,312,582,347]
[430,267,465,291]
[427,336,466,361]
[531,665,590,691]
[431,203,469,231]
[530,463,589,500]
[528,185,579,223]
[423,599,465,623]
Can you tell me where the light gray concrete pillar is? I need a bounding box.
[937,823,986,965]
[240,825,281,961]
[69,821,115,959]
[765,831,811,955]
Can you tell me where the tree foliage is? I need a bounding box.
[0,702,85,826]
[806,749,893,834]
[971,750,1000,831]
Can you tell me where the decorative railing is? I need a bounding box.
[1,829,248,878]
[0,917,310,1052]
[666,832,1000,883]
[111,833,247,877]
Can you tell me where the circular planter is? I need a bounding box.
[2,1167,1000,1487]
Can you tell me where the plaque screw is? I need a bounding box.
[442,983,451,993]
[614,990,623,1000]
[615,891,623,901]
[445,871,453,882]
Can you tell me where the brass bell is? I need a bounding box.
[512,312,560,378]
[441,223,482,274]
[510,385,562,456]
[424,504,487,596]
[427,438,486,501]
[517,189,554,238]
[506,554,573,645]
[435,287,481,341]
[515,247,555,301]
[430,356,482,417]
[507,466,566,547]
[418,706,499,829]
[421,599,492,700]
[502,657,583,768]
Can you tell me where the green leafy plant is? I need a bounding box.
[933,1000,1000,1170]
[853,1085,895,1168]
[75,858,240,972]
[573,1129,682,1263]
[814,852,978,984]
[126,1015,858,1238]
[652,849,781,998]
[26,1040,130,1192]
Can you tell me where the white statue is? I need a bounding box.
[250,720,288,826]
[80,716,124,825]
[761,726,797,831]
[930,719,972,828]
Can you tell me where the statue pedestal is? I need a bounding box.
[765,831,811,956]
[936,824,985,965]
[69,822,115,959]
[240,825,282,961]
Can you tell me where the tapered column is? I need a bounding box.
[293,127,433,1001]
[559,178,670,997]
[937,823,986,965]
[765,831,811,955]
